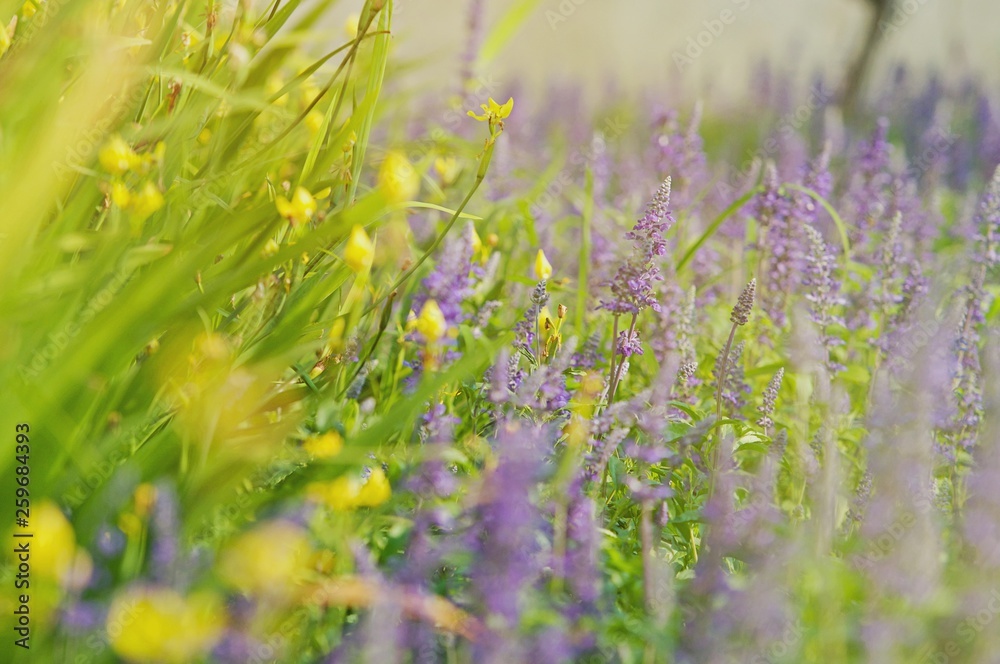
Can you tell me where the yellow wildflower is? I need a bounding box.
[416,300,447,342]
[217,520,312,596]
[130,181,165,221]
[0,17,16,58]
[344,12,360,39]
[305,110,324,135]
[32,501,76,582]
[275,186,317,226]
[377,150,419,204]
[266,73,287,106]
[110,182,131,208]
[107,587,224,664]
[344,224,374,272]
[262,238,280,258]
[303,431,344,459]
[357,467,391,506]
[433,156,461,186]
[534,249,553,280]
[307,476,363,511]
[21,2,35,20]
[99,135,140,176]
[467,97,514,137]
[133,483,157,518]
[307,468,391,511]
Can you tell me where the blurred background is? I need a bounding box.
[327,0,998,105]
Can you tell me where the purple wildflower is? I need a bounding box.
[616,329,644,358]
[803,224,845,374]
[412,223,482,329]
[713,340,750,412]
[601,178,674,315]
[757,367,784,433]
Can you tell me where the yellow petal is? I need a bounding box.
[377,150,419,204]
[344,225,374,272]
[416,300,447,342]
[534,249,553,280]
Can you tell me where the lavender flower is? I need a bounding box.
[601,178,674,315]
[412,223,482,329]
[803,224,845,374]
[714,340,750,412]
[616,329,644,358]
[756,367,784,434]
[730,278,756,326]
[846,117,893,239]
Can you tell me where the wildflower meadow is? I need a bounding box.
[1,0,999,662]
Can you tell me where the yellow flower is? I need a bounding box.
[357,467,391,506]
[107,586,224,664]
[305,110,324,135]
[275,186,317,226]
[534,249,553,280]
[266,73,287,106]
[469,225,483,254]
[1,16,17,58]
[433,156,460,186]
[262,238,280,257]
[467,97,514,137]
[344,12,360,39]
[306,468,391,510]
[377,150,419,204]
[32,501,76,582]
[467,96,514,124]
[130,182,164,221]
[303,431,343,459]
[307,476,363,511]
[110,182,131,208]
[416,300,447,342]
[344,224,374,272]
[133,483,157,518]
[217,520,312,596]
[99,135,140,176]
[21,2,35,20]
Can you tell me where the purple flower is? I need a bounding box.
[757,367,784,432]
[803,224,845,374]
[412,223,482,330]
[616,329,644,358]
[713,340,750,411]
[600,178,674,315]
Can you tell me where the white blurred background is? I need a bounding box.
[334,0,998,103]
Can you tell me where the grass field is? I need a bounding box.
[1,1,999,662]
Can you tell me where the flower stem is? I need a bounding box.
[710,322,738,490]
[608,313,638,405]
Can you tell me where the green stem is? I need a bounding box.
[710,322,738,494]
[361,142,494,318]
[608,313,637,405]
